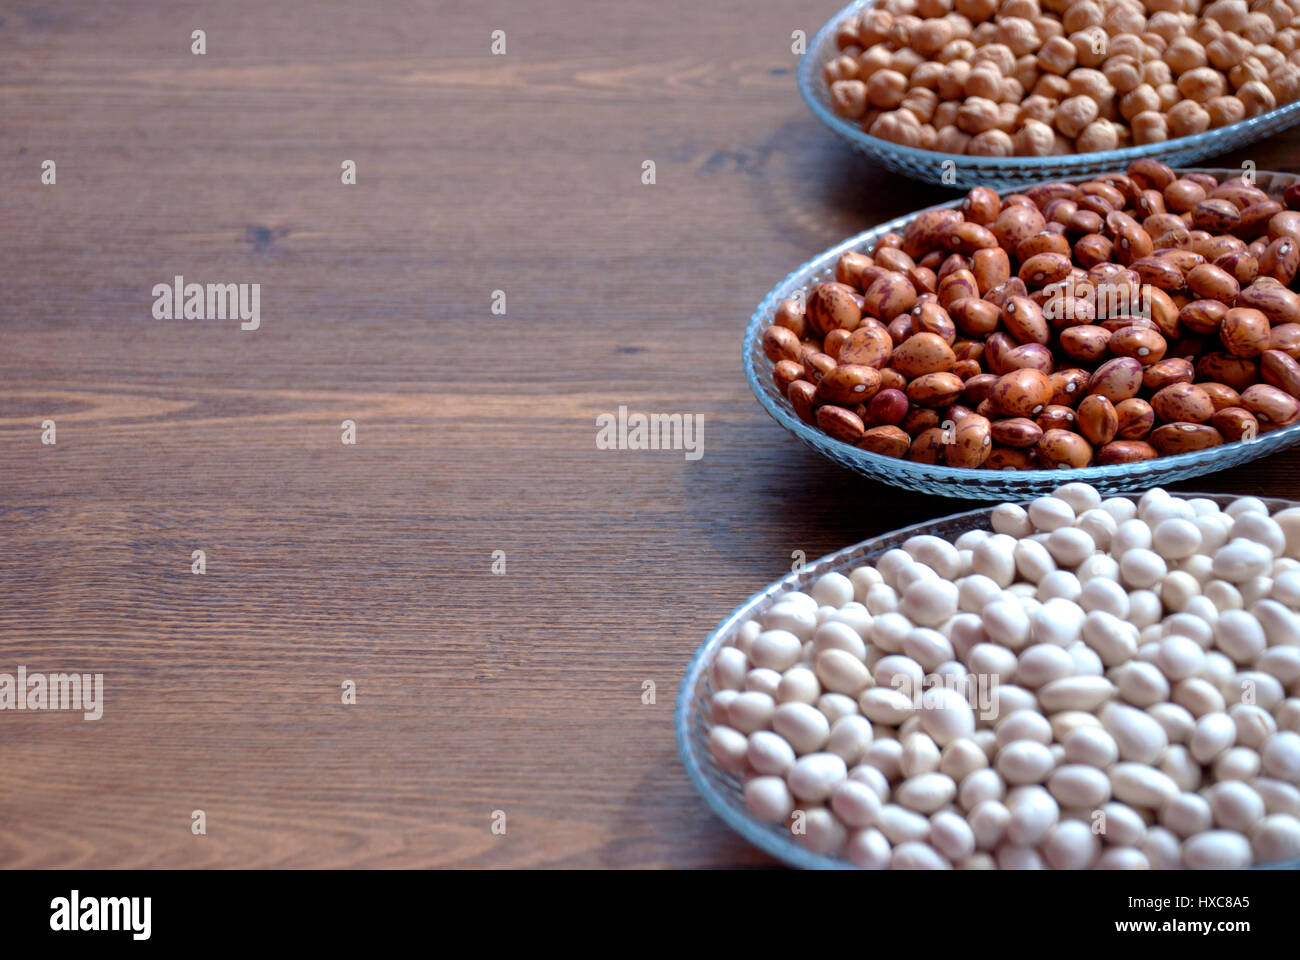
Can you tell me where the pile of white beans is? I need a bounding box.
[706,483,1300,868]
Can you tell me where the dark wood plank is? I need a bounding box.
[2,0,1300,868]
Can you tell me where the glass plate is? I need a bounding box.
[675,492,1300,870]
[744,167,1300,501]
[799,0,1300,190]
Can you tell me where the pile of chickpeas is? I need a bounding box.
[760,160,1300,469]
[706,483,1300,868]
[824,0,1300,156]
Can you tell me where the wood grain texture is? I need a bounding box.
[2,0,1300,869]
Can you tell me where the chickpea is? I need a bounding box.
[1142,59,1173,87]
[857,45,894,82]
[1002,0,1041,19]
[1108,34,1147,62]
[1034,16,1065,43]
[1178,67,1228,102]
[1255,45,1286,73]
[1076,119,1120,152]
[1103,55,1144,94]
[1239,79,1279,115]
[967,128,1016,156]
[917,0,953,16]
[825,55,860,86]
[1035,73,1073,99]
[1104,5,1147,38]
[917,123,940,150]
[1071,27,1111,68]
[966,64,1006,99]
[1244,14,1278,46]
[1192,18,1225,48]
[831,80,870,119]
[955,0,999,24]
[1131,109,1171,144]
[1269,63,1300,103]
[996,100,1021,130]
[1062,0,1104,34]
[1206,94,1248,127]
[998,17,1043,56]
[1068,67,1115,104]
[901,86,939,122]
[1165,37,1209,75]
[870,110,926,147]
[939,38,978,62]
[1260,1,1294,32]
[1120,83,1161,120]
[891,48,926,78]
[1147,12,1186,44]
[945,13,974,41]
[1016,52,1043,89]
[1208,34,1254,72]
[1157,82,1181,110]
[1020,93,1060,124]
[1038,35,1079,74]
[858,10,896,47]
[1206,0,1251,33]
[1015,117,1059,154]
[934,99,961,128]
[913,19,956,57]
[973,42,1017,76]
[910,61,945,91]
[868,69,910,108]
[972,21,999,44]
[1277,28,1300,55]
[1229,57,1270,90]
[1055,93,1101,137]
[938,60,974,99]
[935,124,973,153]
[957,95,1003,132]
[1168,99,1213,136]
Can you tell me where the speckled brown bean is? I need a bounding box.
[1115,398,1156,439]
[1147,287,1181,339]
[1179,299,1229,335]
[1130,160,1176,192]
[946,414,994,468]
[863,273,918,322]
[824,328,853,357]
[1059,325,1112,363]
[1151,382,1215,424]
[1197,353,1260,392]
[903,208,966,259]
[762,325,802,363]
[938,269,981,308]
[1132,256,1186,291]
[907,426,949,463]
[1185,263,1241,304]
[1037,429,1093,468]
[887,315,915,345]
[858,425,912,458]
[891,332,957,378]
[962,373,999,407]
[1109,325,1168,365]
[773,360,805,395]
[947,222,999,256]
[1270,211,1300,242]
[1037,405,1077,432]
[1242,384,1300,427]
[817,404,866,443]
[1191,199,1241,234]
[989,368,1053,418]
[971,247,1011,294]
[1199,382,1242,411]
[1004,343,1055,375]
[952,359,982,380]
[902,407,940,437]
[1150,422,1224,454]
[1112,224,1154,266]
[1212,407,1260,442]
[804,351,837,383]
[1018,252,1072,288]
[1142,358,1194,392]
[817,364,884,406]
[1237,281,1300,325]
[866,388,910,426]
[1259,237,1300,285]
[1076,394,1119,445]
[807,282,864,337]
[990,417,1043,447]
[911,302,957,344]
[949,298,1001,337]
[837,324,894,368]
[1097,440,1159,464]
[836,252,874,290]
[1002,296,1050,345]
[1233,201,1282,238]
[774,298,808,337]
[1048,369,1090,407]
[879,368,908,393]
[1214,253,1258,287]
[1269,323,1300,359]
[1220,307,1272,357]
[1088,357,1144,403]
[788,380,819,424]
[993,205,1047,254]
[1262,349,1300,399]
[874,247,916,275]
[1074,234,1114,268]
[907,372,965,407]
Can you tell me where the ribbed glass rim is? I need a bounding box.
[797,0,1300,174]
[676,492,1300,870]
[742,167,1300,495]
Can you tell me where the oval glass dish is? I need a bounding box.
[799,0,1300,190]
[744,167,1300,501]
[675,492,1300,870]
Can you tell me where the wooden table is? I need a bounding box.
[3,0,1299,869]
